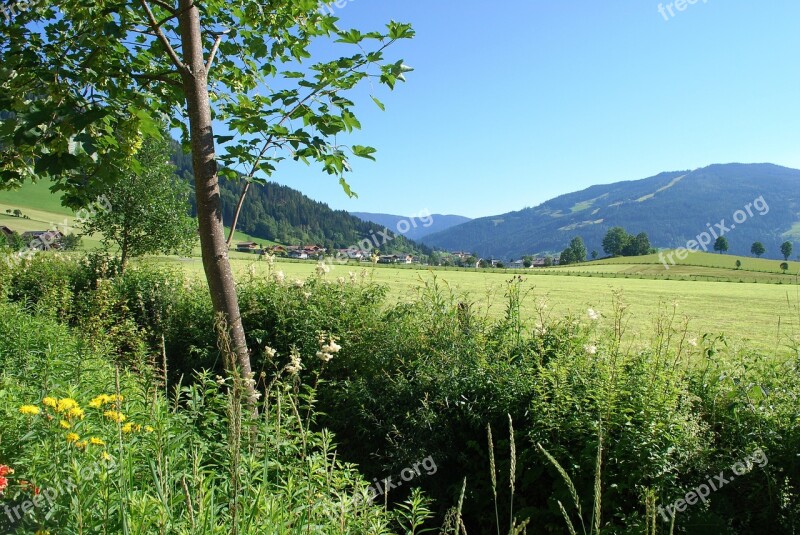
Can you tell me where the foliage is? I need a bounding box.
[0,301,426,534]
[560,236,587,265]
[82,132,196,270]
[781,241,793,261]
[0,1,413,206]
[1,256,798,533]
[602,227,651,258]
[714,236,729,253]
[751,241,766,258]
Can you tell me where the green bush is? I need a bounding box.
[0,301,424,534]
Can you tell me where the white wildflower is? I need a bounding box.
[316,261,331,276]
[264,346,277,359]
[587,308,600,321]
[584,344,598,355]
[293,279,305,288]
[274,270,285,283]
[286,350,303,375]
[688,338,698,347]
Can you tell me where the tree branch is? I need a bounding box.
[149,0,177,14]
[139,0,188,75]
[206,34,223,71]
[133,72,183,88]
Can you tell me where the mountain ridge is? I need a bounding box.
[421,163,800,260]
[351,212,471,240]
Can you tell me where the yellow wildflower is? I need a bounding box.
[42,397,57,409]
[56,398,79,413]
[59,420,71,429]
[144,426,154,433]
[102,452,113,462]
[19,405,40,416]
[66,432,80,443]
[89,437,105,446]
[103,410,126,423]
[75,441,87,450]
[67,407,85,420]
[35,530,51,535]
[89,394,123,409]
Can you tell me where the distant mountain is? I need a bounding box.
[351,212,471,240]
[421,163,800,260]
[170,144,430,255]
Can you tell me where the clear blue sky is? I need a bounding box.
[265,0,800,219]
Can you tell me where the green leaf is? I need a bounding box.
[371,96,386,111]
[352,145,377,161]
[339,177,358,198]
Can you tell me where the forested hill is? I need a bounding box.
[421,163,800,260]
[170,143,429,255]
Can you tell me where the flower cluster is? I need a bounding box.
[88,394,123,409]
[316,261,331,277]
[286,348,303,375]
[0,464,13,495]
[316,333,341,363]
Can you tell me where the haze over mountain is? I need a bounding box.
[421,163,800,261]
[351,212,471,241]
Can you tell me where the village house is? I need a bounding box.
[336,248,368,261]
[22,230,65,250]
[377,254,414,265]
[236,242,260,253]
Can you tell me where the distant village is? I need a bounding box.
[234,241,561,268]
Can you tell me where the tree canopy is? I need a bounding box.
[82,131,197,270]
[780,241,793,261]
[0,0,414,401]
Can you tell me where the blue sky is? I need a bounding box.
[265,0,800,219]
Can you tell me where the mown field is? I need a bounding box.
[145,254,800,354]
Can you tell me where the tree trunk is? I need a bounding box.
[177,0,254,399]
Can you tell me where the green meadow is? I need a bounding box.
[144,254,800,355]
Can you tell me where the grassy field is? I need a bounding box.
[532,251,800,285]
[142,255,800,355]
